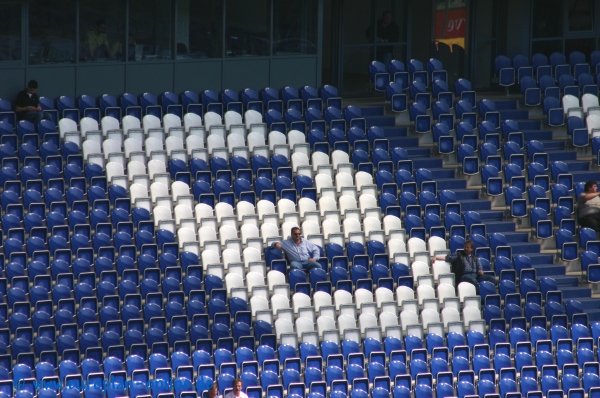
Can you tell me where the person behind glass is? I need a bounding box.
[272,227,322,271]
[578,180,600,234]
[432,239,495,292]
[87,20,111,59]
[15,80,51,125]
[224,379,248,398]
[365,10,400,65]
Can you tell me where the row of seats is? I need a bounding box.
[0,85,343,127]
[496,51,600,86]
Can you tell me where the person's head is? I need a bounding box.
[231,379,242,395]
[382,10,393,24]
[291,227,302,244]
[208,384,218,398]
[26,80,38,95]
[463,240,474,255]
[97,20,107,33]
[585,180,598,193]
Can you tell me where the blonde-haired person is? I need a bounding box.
[208,384,220,398]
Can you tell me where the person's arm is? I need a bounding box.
[15,92,34,113]
[308,241,320,261]
[581,191,600,202]
[475,257,484,274]
[432,253,455,264]
[15,104,33,113]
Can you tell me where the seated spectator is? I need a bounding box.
[578,180,600,234]
[433,239,495,293]
[15,80,51,124]
[271,226,322,271]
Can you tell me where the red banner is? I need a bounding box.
[435,8,466,39]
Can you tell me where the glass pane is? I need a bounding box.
[273,0,318,55]
[176,0,223,59]
[532,0,562,38]
[565,38,595,58]
[568,0,593,32]
[129,0,172,61]
[342,47,371,97]
[80,0,126,61]
[531,39,563,56]
[29,0,76,64]
[0,3,21,61]
[344,0,373,45]
[225,0,269,57]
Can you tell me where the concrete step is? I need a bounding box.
[359,106,386,116]
[532,264,566,277]
[500,110,529,120]
[526,253,555,265]
[478,210,506,220]
[406,147,432,157]
[553,276,582,286]
[564,161,591,172]
[412,158,443,169]
[388,137,420,148]
[454,190,480,201]
[382,126,409,137]
[559,286,592,299]
[542,141,566,150]
[523,130,553,141]
[516,119,542,130]
[365,115,395,127]
[573,298,600,311]
[507,242,541,254]
[483,221,517,234]
[586,309,600,323]
[570,170,600,183]
[494,100,519,110]
[437,179,468,191]
[548,150,577,162]
[502,231,529,243]
[428,168,456,179]
[457,199,491,211]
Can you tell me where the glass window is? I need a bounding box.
[565,38,595,57]
[532,0,562,38]
[176,0,223,59]
[29,0,76,64]
[79,0,126,62]
[531,39,563,56]
[273,0,317,55]
[129,0,172,61]
[0,3,21,61]
[225,0,270,57]
[568,0,593,32]
[345,0,373,45]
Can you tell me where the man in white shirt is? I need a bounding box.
[224,379,248,398]
[272,227,322,271]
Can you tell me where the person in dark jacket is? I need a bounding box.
[433,239,495,292]
[366,10,400,65]
[15,80,51,124]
